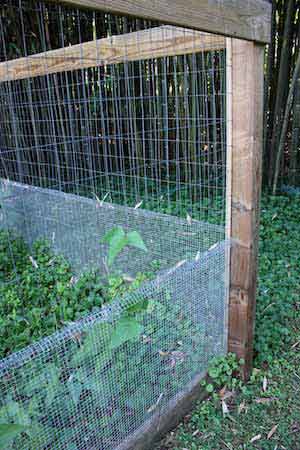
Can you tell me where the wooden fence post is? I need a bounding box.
[227,39,265,380]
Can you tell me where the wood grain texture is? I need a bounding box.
[228,39,265,380]
[0,26,225,83]
[48,0,272,43]
[225,37,233,352]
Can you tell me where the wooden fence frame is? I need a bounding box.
[48,0,271,44]
[0,0,270,447]
[43,0,270,382]
[226,39,265,380]
[0,26,225,82]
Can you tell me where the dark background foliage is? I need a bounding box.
[264,0,300,191]
[1,0,299,193]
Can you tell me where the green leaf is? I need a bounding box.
[208,367,220,379]
[0,424,27,448]
[71,323,111,368]
[126,298,149,315]
[101,227,147,266]
[127,231,147,252]
[45,365,61,407]
[101,227,124,244]
[106,228,127,266]
[205,383,214,393]
[110,317,143,349]
[68,381,83,406]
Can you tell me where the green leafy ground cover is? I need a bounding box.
[0,231,149,358]
[1,193,299,449]
[0,227,212,448]
[158,194,300,450]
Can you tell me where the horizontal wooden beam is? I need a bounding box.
[48,0,272,44]
[0,25,225,83]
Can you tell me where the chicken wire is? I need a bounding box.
[0,178,224,276]
[0,1,229,448]
[0,242,227,450]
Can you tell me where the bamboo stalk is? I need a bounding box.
[268,0,295,187]
[272,50,300,193]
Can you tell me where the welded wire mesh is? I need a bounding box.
[0,1,229,448]
[0,1,227,222]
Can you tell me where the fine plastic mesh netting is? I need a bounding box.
[0,1,229,448]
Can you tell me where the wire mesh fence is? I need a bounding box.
[0,1,229,448]
[0,241,227,449]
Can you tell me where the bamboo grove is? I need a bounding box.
[1,0,300,193]
[264,0,300,192]
[0,0,226,217]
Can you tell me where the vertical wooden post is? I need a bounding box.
[227,39,265,380]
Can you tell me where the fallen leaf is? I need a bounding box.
[69,276,78,286]
[195,251,201,261]
[255,397,276,404]
[219,387,234,401]
[250,434,261,443]
[291,421,300,433]
[174,260,187,269]
[147,393,163,413]
[29,255,38,269]
[158,350,170,357]
[169,351,186,367]
[100,192,110,206]
[238,401,247,414]
[291,341,300,349]
[223,390,234,401]
[47,258,55,266]
[222,400,229,416]
[219,386,227,399]
[134,200,143,209]
[263,376,268,392]
[142,335,151,344]
[123,275,135,283]
[267,424,278,439]
[93,192,102,207]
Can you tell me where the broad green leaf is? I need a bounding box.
[0,423,27,449]
[106,228,127,266]
[68,381,83,406]
[24,364,60,408]
[110,317,143,349]
[126,298,149,315]
[71,323,111,368]
[45,365,61,408]
[127,231,147,252]
[0,401,31,427]
[101,227,124,244]
[102,227,147,266]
